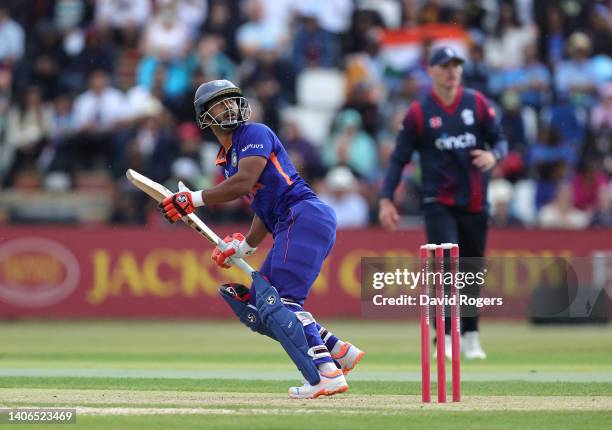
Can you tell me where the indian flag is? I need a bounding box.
[380,24,469,72]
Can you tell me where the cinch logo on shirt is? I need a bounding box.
[242,143,264,152]
[434,132,477,150]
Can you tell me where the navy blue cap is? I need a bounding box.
[429,46,464,66]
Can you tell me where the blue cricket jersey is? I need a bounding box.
[381,86,508,212]
[215,122,316,232]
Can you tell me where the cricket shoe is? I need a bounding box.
[332,343,366,375]
[288,369,348,399]
[462,331,487,359]
[432,334,453,361]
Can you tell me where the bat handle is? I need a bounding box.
[232,258,256,275]
[214,238,256,275]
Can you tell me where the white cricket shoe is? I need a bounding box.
[462,331,487,359]
[331,343,366,375]
[432,334,453,361]
[288,369,348,399]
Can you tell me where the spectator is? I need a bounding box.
[343,30,384,95]
[27,23,65,100]
[236,0,287,59]
[313,0,354,37]
[292,9,341,73]
[572,160,608,212]
[588,4,612,57]
[345,8,384,54]
[488,178,523,227]
[280,116,325,183]
[590,83,612,138]
[72,70,126,133]
[43,94,76,172]
[484,2,536,70]
[319,166,369,228]
[195,35,236,83]
[51,70,126,175]
[323,109,378,179]
[541,4,565,67]
[499,90,527,153]
[258,0,294,34]
[168,122,208,189]
[141,4,191,61]
[241,44,295,103]
[60,27,117,93]
[95,0,151,34]
[555,32,599,109]
[491,42,551,110]
[462,43,489,96]
[175,0,208,38]
[0,7,24,64]
[136,51,195,100]
[533,159,568,211]
[53,0,86,31]
[2,85,53,186]
[591,185,612,227]
[0,64,12,146]
[123,98,177,183]
[201,0,242,62]
[539,182,589,229]
[403,40,434,100]
[342,81,382,138]
[241,47,295,131]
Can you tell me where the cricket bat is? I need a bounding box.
[125,168,256,275]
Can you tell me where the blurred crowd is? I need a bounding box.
[0,0,611,229]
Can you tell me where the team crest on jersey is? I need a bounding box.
[231,150,237,167]
[461,109,474,125]
[429,116,442,128]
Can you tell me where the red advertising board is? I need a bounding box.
[0,225,610,319]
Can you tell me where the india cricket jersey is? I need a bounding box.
[215,122,316,232]
[381,86,508,212]
[216,122,336,305]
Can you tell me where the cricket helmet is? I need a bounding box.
[193,79,251,130]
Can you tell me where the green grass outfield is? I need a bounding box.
[0,320,611,429]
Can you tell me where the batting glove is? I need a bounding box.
[212,233,257,269]
[159,182,204,224]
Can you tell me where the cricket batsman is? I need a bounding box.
[158,80,364,398]
[379,46,508,359]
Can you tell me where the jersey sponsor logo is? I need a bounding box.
[224,169,230,178]
[435,132,477,150]
[241,143,264,153]
[461,109,474,125]
[429,116,442,128]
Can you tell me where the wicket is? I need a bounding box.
[419,243,461,403]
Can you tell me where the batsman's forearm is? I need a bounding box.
[245,215,268,247]
[201,176,252,204]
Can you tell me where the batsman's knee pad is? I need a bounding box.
[219,283,275,340]
[253,272,321,386]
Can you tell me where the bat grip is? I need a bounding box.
[214,237,256,275]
